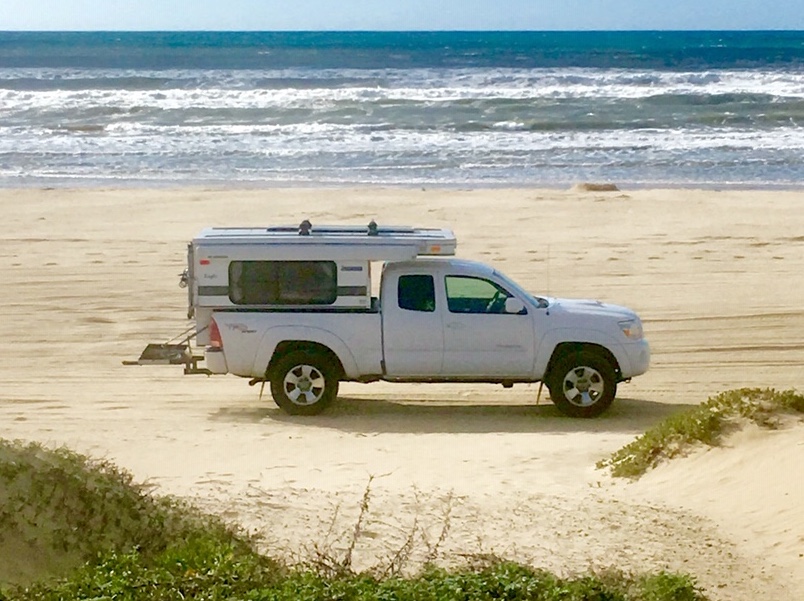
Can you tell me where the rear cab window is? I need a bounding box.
[397,274,436,312]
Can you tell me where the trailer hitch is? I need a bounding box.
[123,325,211,375]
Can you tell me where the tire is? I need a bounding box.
[546,350,617,418]
[269,351,339,416]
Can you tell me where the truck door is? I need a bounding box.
[381,271,444,375]
[440,275,535,377]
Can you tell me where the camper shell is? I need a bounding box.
[185,221,457,346]
[130,221,456,372]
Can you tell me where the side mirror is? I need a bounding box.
[504,298,526,315]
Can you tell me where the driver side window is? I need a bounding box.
[445,276,511,314]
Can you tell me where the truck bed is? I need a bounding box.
[212,310,384,379]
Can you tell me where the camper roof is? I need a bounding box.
[193,221,457,261]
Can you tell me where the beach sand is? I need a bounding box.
[0,187,802,599]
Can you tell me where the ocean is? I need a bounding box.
[1,30,803,188]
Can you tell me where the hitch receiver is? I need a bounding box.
[123,343,212,376]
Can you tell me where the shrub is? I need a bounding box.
[0,438,262,588]
[599,388,804,478]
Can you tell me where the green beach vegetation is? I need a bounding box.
[599,388,804,479]
[0,437,708,601]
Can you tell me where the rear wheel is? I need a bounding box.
[270,351,339,415]
[546,350,616,418]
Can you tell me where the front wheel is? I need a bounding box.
[546,350,617,418]
[269,351,339,416]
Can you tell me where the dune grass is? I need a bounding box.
[0,437,708,600]
[599,388,804,479]
[11,549,705,601]
[0,438,267,587]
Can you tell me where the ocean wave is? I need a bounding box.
[5,96,801,134]
[1,66,802,98]
[46,124,107,133]
[0,32,802,187]
[2,79,801,110]
[643,92,779,106]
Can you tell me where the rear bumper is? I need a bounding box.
[204,347,228,374]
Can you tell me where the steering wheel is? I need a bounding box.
[485,290,506,313]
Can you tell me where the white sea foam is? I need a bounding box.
[1,64,803,186]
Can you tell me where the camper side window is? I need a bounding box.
[229,261,337,305]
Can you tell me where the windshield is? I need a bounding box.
[493,269,550,309]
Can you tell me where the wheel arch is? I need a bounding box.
[252,325,358,379]
[546,341,622,381]
[267,340,345,379]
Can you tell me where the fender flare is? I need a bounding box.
[251,325,360,379]
[535,328,626,378]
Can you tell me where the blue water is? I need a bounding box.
[1,31,803,187]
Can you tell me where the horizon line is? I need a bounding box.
[2,28,803,33]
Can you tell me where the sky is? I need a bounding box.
[1,0,803,31]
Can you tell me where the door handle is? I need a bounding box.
[446,322,466,330]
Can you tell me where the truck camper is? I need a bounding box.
[126,220,650,418]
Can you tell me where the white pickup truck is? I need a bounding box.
[129,222,650,418]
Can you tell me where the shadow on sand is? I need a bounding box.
[210,395,693,435]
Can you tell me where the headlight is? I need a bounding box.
[619,318,643,340]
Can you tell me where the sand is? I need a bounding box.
[0,187,802,598]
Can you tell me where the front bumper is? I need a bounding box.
[619,339,651,379]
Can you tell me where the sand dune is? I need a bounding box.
[624,420,804,594]
[0,187,802,599]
